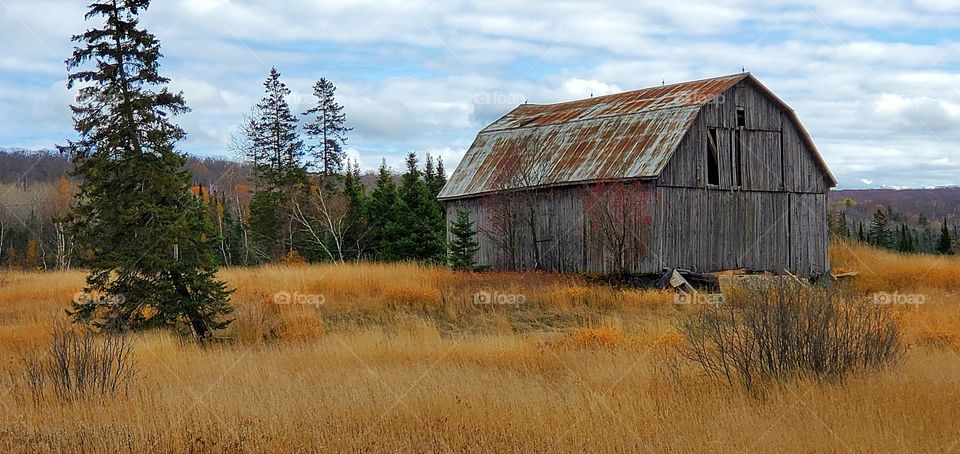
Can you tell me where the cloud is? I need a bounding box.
[561,78,623,99]
[2,0,960,188]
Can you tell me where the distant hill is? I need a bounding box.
[0,147,381,193]
[830,187,960,228]
[0,147,251,193]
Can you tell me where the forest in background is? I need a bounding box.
[1,147,957,271]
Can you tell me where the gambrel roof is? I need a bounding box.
[439,73,835,201]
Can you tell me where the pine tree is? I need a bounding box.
[303,78,351,177]
[341,159,370,260]
[395,152,446,262]
[896,224,915,253]
[827,208,839,237]
[367,160,402,260]
[423,154,447,198]
[252,68,306,190]
[869,209,891,248]
[917,214,933,253]
[448,209,479,271]
[936,218,953,254]
[245,68,307,259]
[60,0,232,341]
[838,211,850,238]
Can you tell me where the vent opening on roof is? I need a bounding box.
[707,128,720,186]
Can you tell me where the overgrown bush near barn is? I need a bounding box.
[679,280,904,392]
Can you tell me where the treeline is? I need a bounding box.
[211,67,449,266]
[829,206,957,254]
[0,72,454,271]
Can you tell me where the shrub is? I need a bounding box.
[679,280,904,391]
[23,322,137,402]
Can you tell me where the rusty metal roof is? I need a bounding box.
[439,73,750,200]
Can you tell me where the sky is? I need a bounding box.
[2,0,960,189]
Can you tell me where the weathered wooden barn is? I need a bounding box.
[438,73,836,277]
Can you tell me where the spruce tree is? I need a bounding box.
[857,222,866,243]
[341,159,370,260]
[896,224,915,253]
[61,0,232,341]
[448,209,479,271]
[253,68,306,189]
[917,214,933,253]
[838,211,850,238]
[245,68,307,259]
[395,152,446,262]
[937,218,953,254]
[869,209,891,248]
[367,160,402,260]
[303,78,351,177]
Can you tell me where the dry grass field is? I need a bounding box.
[2,243,960,452]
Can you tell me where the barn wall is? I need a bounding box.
[655,186,828,276]
[658,79,830,194]
[444,182,829,276]
[444,182,661,274]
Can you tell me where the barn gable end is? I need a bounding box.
[657,77,834,193]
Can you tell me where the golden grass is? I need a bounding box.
[1,244,959,452]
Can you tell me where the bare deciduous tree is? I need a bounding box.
[583,182,652,275]
[293,184,368,263]
[478,135,553,270]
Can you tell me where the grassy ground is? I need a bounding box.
[1,243,959,452]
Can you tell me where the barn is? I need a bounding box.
[438,73,836,277]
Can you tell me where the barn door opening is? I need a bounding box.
[706,128,720,186]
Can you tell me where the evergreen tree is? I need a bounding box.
[303,78,351,177]
[60,0,232,341]
[838,211,850,238]
[857,222,866,243]
[341,159,370,260]
[395,152,446,262]
[937,218,953,254]
[245,68,307,259]
[917,214,933,253]
[423,154,448,198]
[827,208,839,237]
[868,209,891,248]
[896,224,915,253]
[448,209,479,271]
[367,160,402,260]
[251,67,306,190]
[248,190,284,259]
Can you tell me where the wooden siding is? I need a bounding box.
[445,183,660,274]
[655,186,828,276]
[445,183,829,276]
[658,79,829,194]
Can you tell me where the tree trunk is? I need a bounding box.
[169,270,210,343]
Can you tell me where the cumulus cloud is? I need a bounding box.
[561,78,623,99]
[2,0,960,188]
